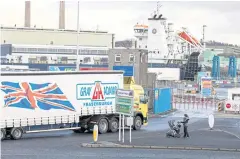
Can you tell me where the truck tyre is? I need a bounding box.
[10,127,23,140]
[109,117,119,133]
[133,116,142,130]
[73,128,86,133]
[98,118,108,134]
[1,129,6,140]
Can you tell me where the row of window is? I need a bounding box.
[4,60,107,65]
[134,29,148,33]
[12,47,108,55]
[114,54,135,62]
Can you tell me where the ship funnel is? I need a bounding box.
[158,14,162,19]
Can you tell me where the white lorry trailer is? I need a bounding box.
[0,71,147,140]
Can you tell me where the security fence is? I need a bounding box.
[144,80,228,113]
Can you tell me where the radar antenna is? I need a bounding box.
[157,1,162,15]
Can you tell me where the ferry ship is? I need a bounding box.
[0,4,203,80]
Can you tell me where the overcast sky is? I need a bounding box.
[0,1,240,45]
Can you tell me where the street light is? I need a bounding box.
[202,25,207,50]
[76,1,80,71]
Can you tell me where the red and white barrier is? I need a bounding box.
[173,93,218,111]
[224,100,240,113]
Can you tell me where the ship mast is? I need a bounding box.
[156,1,162,15]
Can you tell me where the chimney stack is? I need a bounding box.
[59,1,65,29]
[25,1,31,27]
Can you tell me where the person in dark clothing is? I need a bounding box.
[181,114,190,138]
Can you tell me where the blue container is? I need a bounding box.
[153,88,172,114]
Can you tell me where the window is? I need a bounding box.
[145,45,147,48]
[129,54,135,62]
[98,50,106,55]
[91,50,98,54]
[140,95,148,104]
[115,54,121,62]
[139,38,142,41]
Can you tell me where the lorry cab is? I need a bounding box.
[123,77,148,127]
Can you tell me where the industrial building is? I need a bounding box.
[108,48,148,86]
[1,1,115,48]
[107,48,156,109]
[1,44,108,64]
[1,27,115,48]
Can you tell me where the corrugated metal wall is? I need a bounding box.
[1,29,113,48]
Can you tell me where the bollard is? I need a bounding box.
[93,124,98,143]
[208,114,215,130]
[218,102,222,112]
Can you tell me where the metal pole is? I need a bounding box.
[76,1,80,71]
[203,25,207,51]
[119,114,121,142]
[122,115,124,143]
[129,116,132,144]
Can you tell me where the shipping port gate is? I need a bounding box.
[145,81,224,116]
[172,88,222,116]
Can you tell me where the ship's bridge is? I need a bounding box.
[134,24,148,37]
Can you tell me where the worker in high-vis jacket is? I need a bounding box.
[181,114,190,138]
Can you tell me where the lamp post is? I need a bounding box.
[202,25,207,51]
[76,1,80,71]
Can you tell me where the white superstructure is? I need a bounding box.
[133,24,148,49]
[148,68,180,80]
[147,14,169,64]
[5,44,108,65]
[134,5,204,65]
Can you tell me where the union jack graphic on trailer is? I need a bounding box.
[0,81,76,111]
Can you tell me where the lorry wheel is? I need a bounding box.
[109,117,119,133]
[133,116,142,130]
[10,128,23,140]
[73,128,86,133]
[98,118,108,134]
[1,129,6,140]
